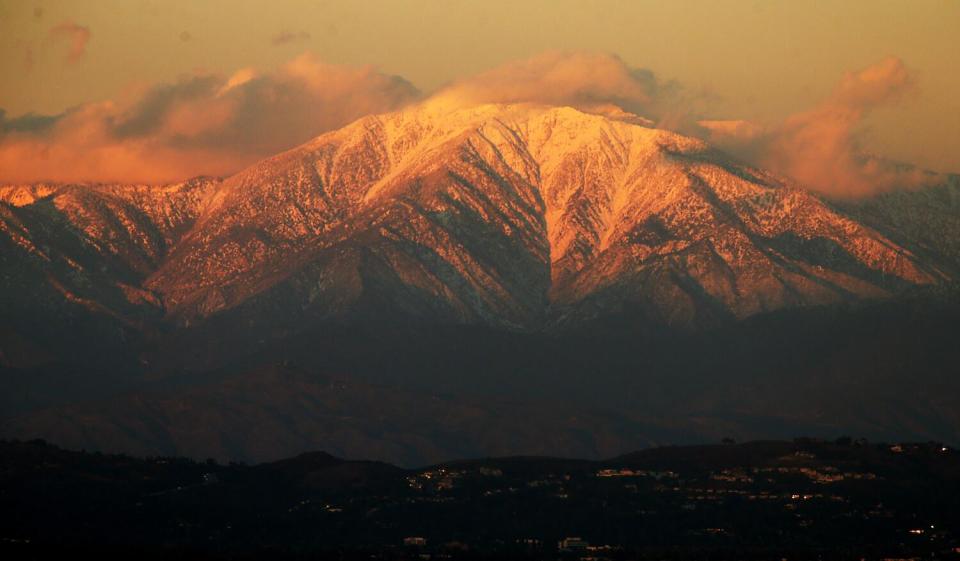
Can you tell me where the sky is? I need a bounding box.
[0,0,957,194]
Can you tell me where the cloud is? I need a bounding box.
[0,50,935,196]
[0,53,419,184]
[49,21,91,64]
[701,57,936,198]
[434,51,697,130]
[440,52,935,198]
[440,51,653,107]
[0,110,59,134]
[271,30,311,46]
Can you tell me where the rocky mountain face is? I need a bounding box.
[835,175,960,277]
[1,101,949,335]
[2,101,959,465]
[1,177,217,319]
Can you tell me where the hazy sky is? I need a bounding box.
[1,0,958,180]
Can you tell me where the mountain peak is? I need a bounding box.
[1,101,948,333]
[132,101,941,328]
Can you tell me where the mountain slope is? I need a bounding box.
[836,174,960,277]
[121,101,945,330]
[0,101,951,357]
[2,101,960,465]
[0,178,218,370]
[5,292,960,465]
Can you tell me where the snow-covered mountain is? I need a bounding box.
[3,101,951,334]
[3,100,960,464]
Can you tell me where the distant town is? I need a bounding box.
[2,438,958,559]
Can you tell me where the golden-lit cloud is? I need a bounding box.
[0,50,942,196]
[441,52,942,198]
[49,21,91,64]
[0,53,419,183]
[434,51,707,134]
[440,51,654,108]
[702,57,939,198]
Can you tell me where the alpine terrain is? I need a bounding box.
[2,99,959,465]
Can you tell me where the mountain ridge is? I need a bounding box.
[6,100,945,334]
[2,102,960,465]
